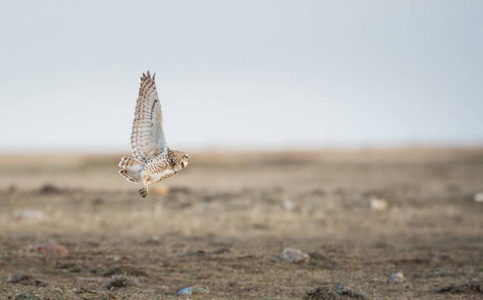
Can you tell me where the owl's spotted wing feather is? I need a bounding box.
[130,71,167,163]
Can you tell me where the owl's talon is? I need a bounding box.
[138,188,148,198]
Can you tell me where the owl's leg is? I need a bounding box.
[138,178,150,198]
[138,186,149,198]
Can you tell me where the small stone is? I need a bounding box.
[388,272,405,284]
[11,210,46,220]
[177,287,209,295]
[280,248,310,263]
[147,235,159,243]
[281,199,295,211]
[370,198,388,211]
[474,193,483,203]
[25,242,69,256]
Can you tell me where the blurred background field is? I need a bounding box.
[0,148,482,298]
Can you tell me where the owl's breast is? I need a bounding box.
[142,155,176,184]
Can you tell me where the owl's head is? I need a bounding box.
[170,150,190,171]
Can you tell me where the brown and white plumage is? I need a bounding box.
[130,72,167,163]
[119,71,190,197]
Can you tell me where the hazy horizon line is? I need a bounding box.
[1,141,482,155]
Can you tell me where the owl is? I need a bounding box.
[119,71,190,197]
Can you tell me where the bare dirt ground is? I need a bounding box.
[0,148,482,299]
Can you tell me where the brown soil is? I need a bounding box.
[0,148,482,299]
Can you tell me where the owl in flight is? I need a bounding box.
[119,71,190,197]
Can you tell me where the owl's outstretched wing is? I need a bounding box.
[130,71,167,163]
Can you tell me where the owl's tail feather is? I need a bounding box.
[119,156,144,183]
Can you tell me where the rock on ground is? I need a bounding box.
[25,242,69,256]
[280,248,310,263]
[370,198,388,211]
[388,272,405,284]
[474,193,483,203]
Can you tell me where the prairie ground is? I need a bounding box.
[0,148,482,299]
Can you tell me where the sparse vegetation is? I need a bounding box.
[0,148,482,299]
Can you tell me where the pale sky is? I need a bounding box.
[0,0,482,153]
